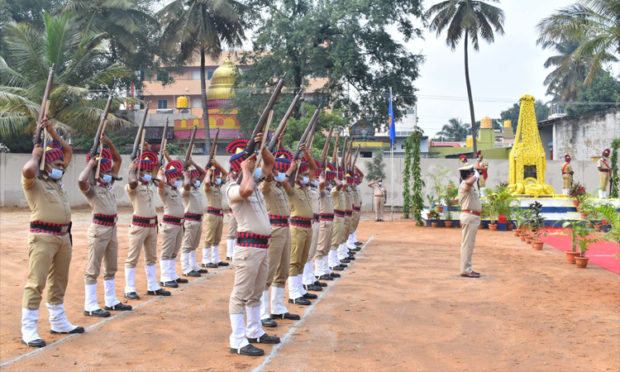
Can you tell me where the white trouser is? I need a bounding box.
[84,283,100,311]
[47,303,78,333]
[21,308,41,343]
[270,286,289,315]
[246,305,265,339]
[145,264,161,291]
[124,267,136,293]
[211,245,221,264]
[229,313,248,349]
[302,261,315,285]
[260,290,271,320]
[104,279,121,307]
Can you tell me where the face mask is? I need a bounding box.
[193,180,201,188]
[346,186,351,191]
[378,182,382,186]
[274,172,286,182]
[215,178,222,185]
[173,180,182,188]
[253,167,262,181]
[340,179,345,185]
[327,184,333,191]
[355,185,360,190]
[311,180,319,187]
[300,176,309,185]
[48,168,63,180]
[141,174,152,183]
[101,174,112,184]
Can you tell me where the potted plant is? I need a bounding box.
[577,196,594,220]
[493,185,518,231]
[429,209,440,228]
[560,221,584,264]
[443,181,459,228]
[573,223,600,268]
[593,203,620,243]
[483,188,499,230]
[528,201,545,250]
[569,183,587,207]
[426,194,438,219]
[426,168,450,214]
[479,198,491,229]
[513,207,529,237]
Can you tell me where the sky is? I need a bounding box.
[410,0,579,136]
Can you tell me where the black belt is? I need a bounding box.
[320,213,334,221]
[237,232,270,249]
[184,213,202,221]
[163,215,184,225]
[290,217,312,228]
[29,221,72,235]
[269,217,289,226]
[93,214,117,226]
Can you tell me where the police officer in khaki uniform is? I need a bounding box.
[328,168,347,272]
[202,161,229,269]
[458,164,482,278]
[562,154,574,195]
[227,134,280,357]
[180,161,207,277]
[258,148,300,327]
[21,120,84,348]
[157,160,189,288]
[286,146,318,305]
[338,173,355,263]
[597,149,611,198]
[475,151,489,191]
[125,148,170,299]
[225,170,239,260]
[346,170,364,251]
[302,159,324,292]
[314,163,338,280]
[368,179,386,221]
[78,138,131,318]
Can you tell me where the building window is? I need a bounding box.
[192,70,200,80]
[157,100,168,109]
[156,71,169,81]
[524,165,537,179]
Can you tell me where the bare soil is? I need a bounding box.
[1,209,618,371]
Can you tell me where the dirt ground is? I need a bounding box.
[1,208,619,371]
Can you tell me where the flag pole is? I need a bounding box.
[390,87,394,221]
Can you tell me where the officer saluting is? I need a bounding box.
[597,149,611,198]
[21,119,84,348]
[78,137,131,317]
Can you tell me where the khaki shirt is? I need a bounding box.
[205,186,223,209]
[227,183,271,236]
[288,184,313,218]
[260,180,291,216]
[82,182,116,215]
[332,188,345,211]
[319,188,334,214]
[182,186,205,215]
[344,188,353,211]
[562,163,573,178]
[597,158,611,172]
[352,189,361,208]
[126,183,156,217]
[22,175,71,224]
[372,185,386,197]
[308,186,320,214]
[458,181,481,213]
[159,184,184,217]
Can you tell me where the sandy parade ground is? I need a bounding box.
[1,207,619,371]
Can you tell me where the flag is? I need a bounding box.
[388,90,396,149]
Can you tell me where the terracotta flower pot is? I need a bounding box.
[594,224,602,231]
[575,256,589,268]
[489,223,498,231]
[586,222,593,228]
[513,229,520,236]
[431,222,438,228]
[507,223,514,231]
[525,237,532,244]
[519,233,526,241]
[565,251,580,264]
[581,213,587,219]
[532,241,544,250]
[445,221,453,228]
[436,206,444,213]
[572,200,579,207]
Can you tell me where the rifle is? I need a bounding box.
[256,110,274,170]
[131,104,149,160]
[35,65,55,171]
[345,138,354,172]
[350,145,361,173]
[91,94,114,179]
[340,137,348,174]
[184,126,198,167]
[267,89,303,153]
[320,126,334,170]
[331,131,340,168]
[293,107,320,160]
[207,128,220,183]
[158,118,170,166]
[245,74,286,156]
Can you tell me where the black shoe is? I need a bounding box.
[302,292,317,299]
[84,309,110,317]
[340,258,351,263]
[329,272,341,278]
[230,344,264,357]
[51,326,84,335]
[248,333,280,344]
[124,292,140,300]
[204,263,218,269]
[198,268,209,274]
[271,312,300,320]
[217,261,229,267]
[330,265,345,271]
[347,256,356,260]
[354,242,363,246]
[226,256,232,260]
[318,274,334,281]
[147,289,171,296]
[351,247,361,252]
[21,339,46,348]
[160,281,179,288]
[314,280,327,287]
[104,303,132,311]
[303,284,322,292]
[288,297,311,306]
[261,318,277,328]
[176,278,189,283]
[184,271,201,278]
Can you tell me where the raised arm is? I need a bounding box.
[157,167,165,190]
[78,158,97,192]
[46,119,72,166]
[103,135,122,176]
[22,145,44,179]
[128,160,139,189]
[239,154,257,199]
[204,168,212,192]
[192,159,206,182]
[213,159,227,179]
[302,145,317,181]
[261,146,274,180]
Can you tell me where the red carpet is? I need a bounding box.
[541,228,620,274]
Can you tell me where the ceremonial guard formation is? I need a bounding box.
[17,81,367,357]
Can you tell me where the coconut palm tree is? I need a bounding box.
[541,39,586,102]
[158,0,246,152]
[436,118,471,141]
[425,0,505,155]
[0,11,131,141]
[537,0,619,86]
